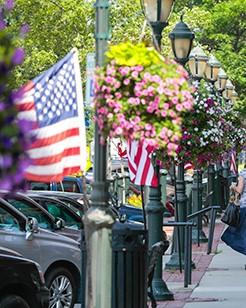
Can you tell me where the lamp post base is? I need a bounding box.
[165,252,196,270]
[151,278,174,301]
[192,229,208,243]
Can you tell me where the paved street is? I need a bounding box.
[156,221,246,308]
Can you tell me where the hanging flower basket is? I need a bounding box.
[175,80,244,168]
[94,42,194,159]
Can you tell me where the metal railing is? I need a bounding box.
[187,205,221,254]
[163,221,196,288]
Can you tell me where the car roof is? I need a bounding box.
[1,191,57,223]
[26,193,82,220]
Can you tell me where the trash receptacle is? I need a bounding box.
[81,221,148,308]
[112,221,148,308]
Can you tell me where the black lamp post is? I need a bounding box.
[166,16,195,269]
[188,46,209,243]
[141,0,175,51]
[141,0,175,301]
[169,15,195,66]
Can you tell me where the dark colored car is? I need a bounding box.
[0,248,49,308]
[118,204,145,223]
[0,198,81,308]
[0,191,81,241]
[26,193,83,230]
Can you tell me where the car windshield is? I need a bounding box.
[33,199,81,230]
[6,199,52,230]
[0,207,20,231]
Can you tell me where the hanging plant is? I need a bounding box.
[175,80,230,168]
[94,42,194,159]
[0,1,32,191]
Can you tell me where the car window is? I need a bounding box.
[38,200,81,229]
[59,198,84,217]
[0,207,20,231]
[29,181,50,191]
[6,199,52,230]
[60,181,80,193]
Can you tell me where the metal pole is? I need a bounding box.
[84,1,115,307]
[207,164,216,206]
[146,165,174,300]
[222,159,230,206]
[166,163,188,269]
[191,170,207,243]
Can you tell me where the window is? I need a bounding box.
[6,199,52,230]
[0,207,19,231]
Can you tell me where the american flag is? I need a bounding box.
[230,150,237,175]
[16,48,86,182]
[127,140,158,187]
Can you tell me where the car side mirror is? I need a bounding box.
[25,217,39,241]
[119,214,127,223]
[55,217,65,229]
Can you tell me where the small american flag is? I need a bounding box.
[127,140,158,187]
[16,48,86,182]
[230,150,237,175]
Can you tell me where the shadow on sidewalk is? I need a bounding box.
[156,221,225,308]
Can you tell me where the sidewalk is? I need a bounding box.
[157,221,246,307]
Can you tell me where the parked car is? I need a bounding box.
[27,190,87,216]
[0,191,81,241]
[0,247,49,308]
[0,197,82,308]
[28,176,85,193]
[26,193,83,230]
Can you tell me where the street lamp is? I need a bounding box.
[141,0,175,51]
[166,16,195,270]
[188,46,208,80]
[231,90,238,104]
[223,79,234,100]
[215,68,228,93]
[141,0,175,301]
[204,55,221,83]
[169,15,195,66]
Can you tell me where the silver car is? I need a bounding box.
[0,197,82,308]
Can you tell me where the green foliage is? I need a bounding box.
[3,0,245,123]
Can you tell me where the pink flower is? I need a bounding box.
[123,78,130,85]
[175,104,183,112]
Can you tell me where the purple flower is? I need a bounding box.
[0,102,5,111]
[5,0,15,10]
[20,24,29,37]
[0,19,6,30]
[11,48,25,65]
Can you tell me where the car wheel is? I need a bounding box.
[0,295,30,308]
[45,267,76,308]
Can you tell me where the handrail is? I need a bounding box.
[163,221,196,287]
[187,205,221,253]
[187,205,220,220]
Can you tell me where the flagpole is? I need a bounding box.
[83,1,115,307]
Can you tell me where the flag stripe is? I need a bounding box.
[28,136,81,159]
[31,147,80,165]
[30,128,79,149]
[26,156,81,175]
[25,166,81,182]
